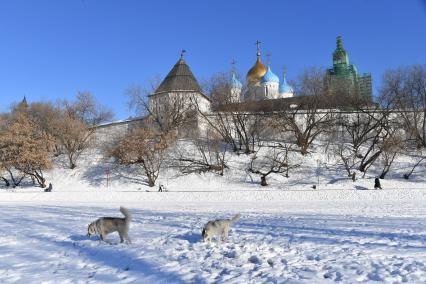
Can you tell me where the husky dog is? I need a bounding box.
[202,214,240,242]
[87,207,132,243]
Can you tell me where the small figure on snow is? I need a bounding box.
[44,183,53,192]
[158,183,165,192]
[374,178,382,190]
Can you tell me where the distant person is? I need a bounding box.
[374,178,382,190]
[44,183,53,192]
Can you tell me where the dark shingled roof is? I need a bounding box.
[152,58,203,95]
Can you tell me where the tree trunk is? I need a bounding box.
[8,169,25,187]
[1,177,10,187]
[35,172,46,188]
[404,157,425,179]
[147,177,155,187]
[68,154,76,169]
[379,152,397,179]
[359,151,381,172]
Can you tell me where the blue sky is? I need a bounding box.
[1,0,425,119]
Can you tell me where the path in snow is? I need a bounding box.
[1,205,426,283]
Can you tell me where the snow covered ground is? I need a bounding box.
[1,147,426,283]
[1,205,426,283]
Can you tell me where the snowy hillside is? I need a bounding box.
[1,143,426,283]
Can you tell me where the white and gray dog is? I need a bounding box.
[87,207,132,243]
[202,214,240,242]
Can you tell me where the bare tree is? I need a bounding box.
[54,93,113,169]
[126,78,199,135]
[175,128,228,175]
[0,115,11,186]
[249,143,300,186]
[403,154,425,179]
[378,133,404,179]
[109,128,173,187]
[338,109,383,157]
[71,92,114,126]
[333,142,358,181]
[195,73,261,154]
[0,110,52,187]
[380,65,426,148]
[272,68,335,155]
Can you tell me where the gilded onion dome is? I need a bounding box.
[246,43,267,84]
[247,57,267,84]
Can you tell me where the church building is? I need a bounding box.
[230,41,294,102]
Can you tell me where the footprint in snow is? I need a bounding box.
[248,255,261,264]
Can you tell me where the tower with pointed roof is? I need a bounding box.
[326,36,372,99]
[148,51,210,136]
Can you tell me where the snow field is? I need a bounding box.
[0,205,425,283]
[1,143,426,282]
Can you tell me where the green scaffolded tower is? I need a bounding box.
[326,36,372,99]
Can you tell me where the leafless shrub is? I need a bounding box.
[403,155,425,179]
[109,128,174,187]
[53,92,113,169]
[333,142,358,181]
[272,68,336,155]
[126,78,200,135]
[380,65,426,148]
[378,133,404,179]
[175,129,228,176]
[249,143,300,186]
[195,73,261,154]
[0,109,52,187]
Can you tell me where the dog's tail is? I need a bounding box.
[230,214,240,224]
[120,207,132,226]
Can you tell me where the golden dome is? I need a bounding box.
[246,56,267,84]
